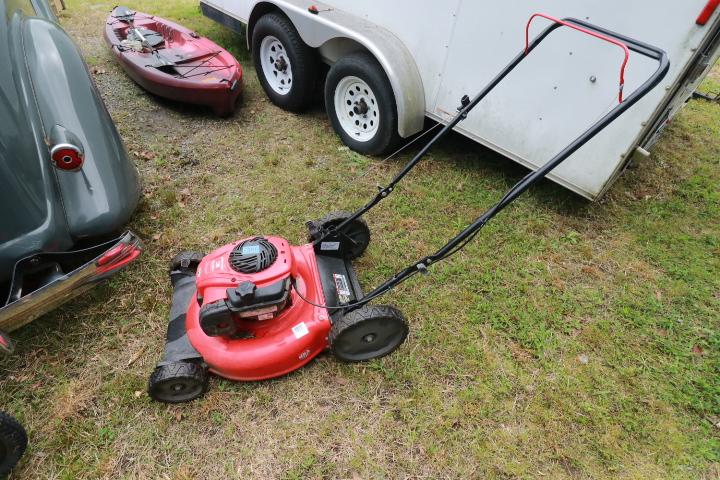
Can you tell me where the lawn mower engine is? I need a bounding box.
[182,236,333,382]
[197,237,293,337]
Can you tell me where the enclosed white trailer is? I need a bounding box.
[200,0,720,199]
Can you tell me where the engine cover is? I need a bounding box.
[195,236,294,336]
[184,237,332,381]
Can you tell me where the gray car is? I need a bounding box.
[0,0,141,334]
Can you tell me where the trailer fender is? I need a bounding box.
[248,0,425,138]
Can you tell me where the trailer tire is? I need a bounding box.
[252,13,317,112]
[325,53,400,156]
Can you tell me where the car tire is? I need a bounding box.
[325,52,400,156]
[252,13,317,112]
[0,412,27,477]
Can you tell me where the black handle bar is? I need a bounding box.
[320,15,670,311]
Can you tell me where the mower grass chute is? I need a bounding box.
[148,15,669,403]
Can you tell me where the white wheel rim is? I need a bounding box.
[333,76,380,142]
[260,36,293,95]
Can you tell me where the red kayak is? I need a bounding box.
[104,6,242,116]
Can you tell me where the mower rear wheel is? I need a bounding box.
[330,305,408,362]
[169,251,204,275]
[309,211,370,259]
[0,411,27,477]
[148,362,208,403]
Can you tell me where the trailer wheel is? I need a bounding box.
[325,53,399,155]
[252,13,317,112]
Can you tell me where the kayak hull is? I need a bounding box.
[104,9,242,116]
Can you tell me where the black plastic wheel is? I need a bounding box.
[308,211,371,259]
[148,362,208,404]
[325,52,400,155]
[0,412,27,477]
[169,251,204,275]
[330,305,408,362]
[252,13,317,112]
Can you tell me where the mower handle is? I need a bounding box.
[315,15,669,312]
[526,14,630,102]
[526,17,669,104]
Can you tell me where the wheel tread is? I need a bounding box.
[169,251,204,274]
[330,304,408,362]
[148,362,208,404]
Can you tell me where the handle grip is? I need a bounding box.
[525,14,668,103]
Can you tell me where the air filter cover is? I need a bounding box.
[228,237,278,274]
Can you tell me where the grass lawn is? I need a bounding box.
[1,0,718,478]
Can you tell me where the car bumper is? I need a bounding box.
[0,231,142,332]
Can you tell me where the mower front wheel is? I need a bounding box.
[148,362,208,404]
[308,211,370,259]
[330,305,408,362]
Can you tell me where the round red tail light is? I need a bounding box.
[51,145,84,171]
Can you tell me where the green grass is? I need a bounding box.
[0,1,718,478]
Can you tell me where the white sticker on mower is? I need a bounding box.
[292,322,309,339]
[333,274,351,304]
[320,241,340,251]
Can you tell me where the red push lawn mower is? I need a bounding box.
[148,15,669,403]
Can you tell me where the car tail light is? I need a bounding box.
[48,124,85,171]
[51,145,84,170]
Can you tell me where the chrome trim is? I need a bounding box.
[0,231,142,332]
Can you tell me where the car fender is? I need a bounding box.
[21,16,140,239]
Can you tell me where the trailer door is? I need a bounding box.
[431,0,719,199]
